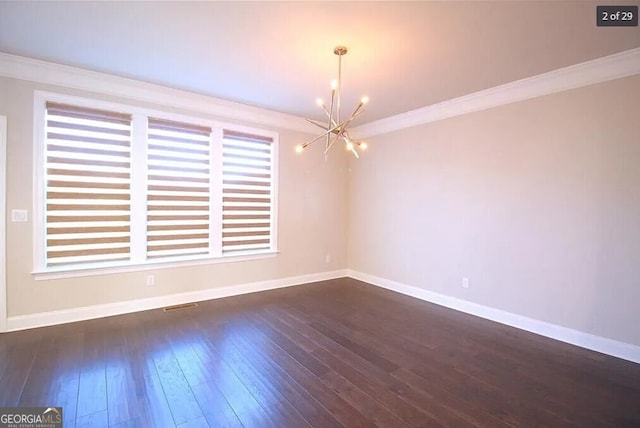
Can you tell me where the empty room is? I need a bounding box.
[0,1,639,427]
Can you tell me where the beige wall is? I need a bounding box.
[0,76,348,317]
[348,75,640,346]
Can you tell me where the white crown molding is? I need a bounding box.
[0,52,317,134]
[352,47,640,138]
[347,270,640,365]
[2,49,639,139]
[6,269,348,332]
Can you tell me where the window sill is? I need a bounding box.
[32,250,279,281]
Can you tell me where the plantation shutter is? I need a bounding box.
[45,102,132,267]
[146,118,212,259]
[222,129,274,254]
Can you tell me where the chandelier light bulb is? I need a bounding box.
[346,141,354,151]
[316,98,324,107]
[295,144,304,153]
[361,96,369,105]
[360,142,368,150]
[331,79,338,90]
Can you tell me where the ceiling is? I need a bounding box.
[0,1,638,124]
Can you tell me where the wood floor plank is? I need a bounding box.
[319,369,411,428]
[256,306,462,427]
[207,341,311,427]
[197,323,343,428]
[16,333,83,427]
[190,380,244,428]
[127,373,176,428]
[176,415,210,428]
[109,418,145,428]
[1,367,34,407]
[186,331,279,428]
[226,318,376,428]
[152,342,205,426]
[172,317,310,428]
[0,333,40,407]
[106,346,142,426]
[18,375,80,428]
[76,330,107,419]
[251,311,438,426]
[76,409,109,428]
[105,323,176,428]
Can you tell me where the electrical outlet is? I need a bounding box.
[11,209,28,222]
[462,277,470,288]
[146,274,155,286]
[325,254,331,264]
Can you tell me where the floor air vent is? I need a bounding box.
[163,302,198,312]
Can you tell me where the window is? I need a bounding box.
[35,94,278,275]
[146,118,212,259]
[44,102,132,267]
[222,129,274,254]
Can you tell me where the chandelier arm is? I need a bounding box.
[331,108,364,139]
[324,135,339,155]
[303,119,348,148]
[346,106,365,123]
[304,129,337,148]
[320,98,364,130]
[331,123,350,141]
[320,106,338,128]
[344,132,363,152]
[341,130,358,153]
[348,102,366,122]
[305,118,330,130]
[328,89,336,149]
[341,135,360,158]
[327,120,348,135]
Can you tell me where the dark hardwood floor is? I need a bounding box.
[1,277,639,427]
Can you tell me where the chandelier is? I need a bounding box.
[295,46,368,158]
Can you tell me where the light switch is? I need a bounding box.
[11,209,28,222]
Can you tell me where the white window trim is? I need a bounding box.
[32,91,279,279]
[210,125,224,257]
[130,112,148,264]
[32,251,278,281]
[1,116,7,332]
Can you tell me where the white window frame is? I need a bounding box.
[32,91,278,280]
[0,116,7,332]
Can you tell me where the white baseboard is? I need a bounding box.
[6,269,348,332]
[7,268,640,365]
[347,269,640,365]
